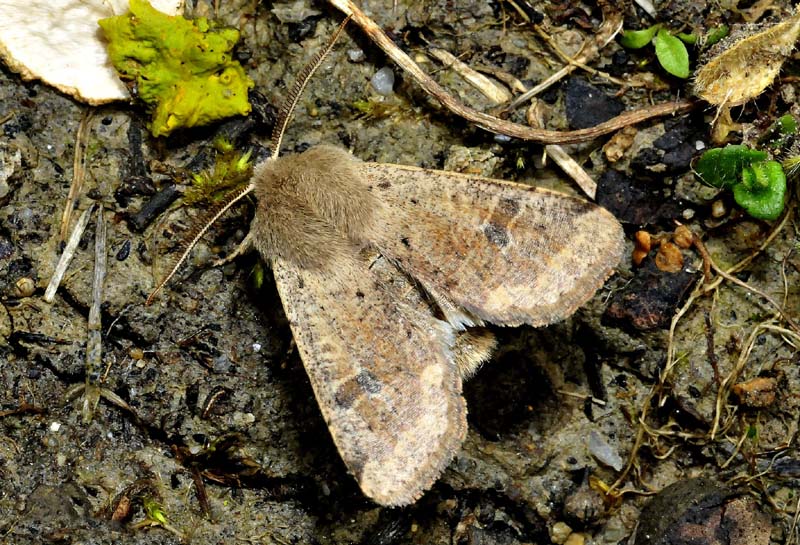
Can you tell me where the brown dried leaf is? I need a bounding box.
[694,11,800,107]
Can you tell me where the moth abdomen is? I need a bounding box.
[249,145,380,268]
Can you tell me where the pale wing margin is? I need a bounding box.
[271,252,466,506]
[365,163,626,328]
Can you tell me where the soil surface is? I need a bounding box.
[1,0,798,544]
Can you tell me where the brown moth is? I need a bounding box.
[148,20,625,506]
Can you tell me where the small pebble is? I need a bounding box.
[49,421,61,432]
[634,231,652,252]
[493,133,513,144]
[115,239,131,261]
[347,48,366,63]
[733,377,777,407]
[129,347,144,360]
[550,521,572,544]
[371,67,395,96]
[588,430,624,471]
[14,277,35,297]
[564,485,605,524]
[632,248,648,266]
[564,533,584,545]
[711,199,727,218]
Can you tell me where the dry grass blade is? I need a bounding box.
[59,109,94,242]
[427,47,512,105]
[44,204,96,303]
[610,209,797,494]
[507,9,626,110]
[693,236,800,335]
[82,205,106,424]
[544,145,597,199]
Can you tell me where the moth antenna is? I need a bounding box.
[269,16,351,159]
[146,184,254,305]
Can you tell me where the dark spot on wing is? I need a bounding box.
[334,380,359,408]
[356,370,382,394]
[334,370,383,409]
[355,290,365,298]
[377,181,391,189]
[499,197,520,217]
[401,237,411,248]
[483,221,509,247]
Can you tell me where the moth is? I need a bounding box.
[148,20,625,506]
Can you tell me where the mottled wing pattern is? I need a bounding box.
[271,252,466,506]
[366,163,625,327]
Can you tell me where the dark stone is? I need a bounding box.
[596,169,682,226]
[662,143,694,172]
[564,77,624,130]
[634,478,771,545]
[3,113,33,138]
[630,147,662,169]
[604,259,697,330]
[564,484,605,525]
[115,239,131,261]
[287,16,321,43]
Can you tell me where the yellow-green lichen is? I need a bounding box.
[99,0,254,136]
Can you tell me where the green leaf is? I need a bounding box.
[654,29,690,78]
[704,25,729,48]
[676,32,697,45]
[778,114,797,134]
[620,25,660,49]
[733,160,787,220]
[143,498,168,525]
[695,145,768,188]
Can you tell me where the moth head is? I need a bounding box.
[146,17,351,304]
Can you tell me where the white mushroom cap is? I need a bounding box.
[0,0,184,104]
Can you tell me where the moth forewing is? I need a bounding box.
[365,163,625,328]
[271,253,467,507]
